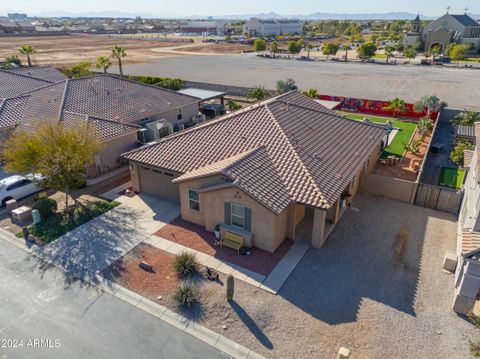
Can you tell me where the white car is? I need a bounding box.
[0,174,42,206]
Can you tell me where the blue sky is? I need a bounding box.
[3,0,479,16]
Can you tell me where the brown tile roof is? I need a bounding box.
[0,68,53,98]
[461,230,480,255]
[5,66,67,83]
[1,74,199,142]
[124,91,385,210]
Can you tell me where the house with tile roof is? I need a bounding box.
[123,92,386,252]
[0,74,200,177]
[453,121,480,314]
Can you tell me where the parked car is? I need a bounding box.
[0,174,43,206]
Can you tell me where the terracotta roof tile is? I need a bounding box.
[124,92,385,209]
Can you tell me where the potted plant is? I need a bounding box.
[214,224,221,239]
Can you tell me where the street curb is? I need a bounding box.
[94,273,266,359]
[0,229,266,359]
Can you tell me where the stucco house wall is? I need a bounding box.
[134,102,199,129]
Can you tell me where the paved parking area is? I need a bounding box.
[38,194,180,281]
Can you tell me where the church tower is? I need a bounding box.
[412,13,421,33]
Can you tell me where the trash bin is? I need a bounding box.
[32,209,41,224]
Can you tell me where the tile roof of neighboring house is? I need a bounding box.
[0,95,30,128]
[124,91,385,211]
[464,150,474,168]
[0,74,199,142]
[451,14,480,27]
[455,124,475,139]
[5,66,67,83]
[475,122,480,180]
[0,69,52,98]
[461,230,480,254]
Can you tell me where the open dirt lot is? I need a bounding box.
[0,35,181,67]
[175,42,253,54]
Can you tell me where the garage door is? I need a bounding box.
[139,166,180,203]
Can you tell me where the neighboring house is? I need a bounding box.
[16,21,35,33]
[454,122,480,314]
[0,22,19,33]
[0,74,200,177]
[123,92,385,253]
[403,12,480,52]
[243,19,302,37]
[0,67,67,99]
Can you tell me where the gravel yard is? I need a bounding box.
[155,193,477,359]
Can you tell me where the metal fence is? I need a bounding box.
[414,183,463,214]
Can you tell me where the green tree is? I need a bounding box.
[276,78,298,94]
[450,141,475,166]
[96,56,112,74]
[418,117,434,140]
[246,85,269,101]
[414,95,445,118]
[253,38,267,52]
[63,62,93,78]
[431,44,441,61]
[370,34,378,42]
[322,42,339,60]
[4,55,21,67]
[384,97,408,115]
[269,41,278,58]
[451,109,480,126]
[357,42,377,59]
[342,44,352,62]
[384,45,394,63]
[3,123,101,211]
[287,40,302,57]
[404,48,417,63]
[450,44,468,66]
[303,88,318,98]
[19,45,35,67]
[111,45,126,76]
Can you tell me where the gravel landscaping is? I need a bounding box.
[152,193,476,359]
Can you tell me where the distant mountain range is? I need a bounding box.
[3,10,480,20]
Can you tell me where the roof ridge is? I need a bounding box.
[264,104,328,208]
[0,68,53,84]
[56,80,69,122]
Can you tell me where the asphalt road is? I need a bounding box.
[0,236,227,359]
[120,54,480,109]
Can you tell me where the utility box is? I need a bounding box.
[6,199,17,212]
[11,206,33,223]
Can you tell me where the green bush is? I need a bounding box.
[33,198,58,218]
[173,283,198,307]
[470,340,480,358]
[173,252,200,278]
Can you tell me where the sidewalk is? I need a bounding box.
[145,235,309,294]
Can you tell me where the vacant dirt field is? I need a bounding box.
[0,35,180,67]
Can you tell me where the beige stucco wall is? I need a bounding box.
[136,102,199,128]
[178,174,290,253]
[87,132,138,177]
[359,172,416,203]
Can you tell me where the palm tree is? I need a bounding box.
[342,44,352,62]
[276,78,298,94]
[246,85,269,101]
[110,45,126,76]
[384,45,394,63]
[451,109,480,126]
[303,88,318,98]
[96,56,112,74]
[414,95,445,119]
[19,45,35,67]
[384,97,408,116]
[270,41,278,58]
[305,44,313,60]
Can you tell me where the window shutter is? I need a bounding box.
[244,207,252,231]
[224,202,231,225]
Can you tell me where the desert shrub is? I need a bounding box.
[33,198,58,218]
[173,252,200,278]
[173,283,198,307]
[470,341,480,357]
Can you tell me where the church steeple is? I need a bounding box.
[412,13,421,33]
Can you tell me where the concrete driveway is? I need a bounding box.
[39,194,180,281]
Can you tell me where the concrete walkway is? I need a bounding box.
[145,235,309,294]
[38,194,180,281]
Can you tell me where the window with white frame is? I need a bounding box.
[231,203,245,228]
[188,189,200,211]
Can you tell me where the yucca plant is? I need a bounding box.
[173,283,198,308]
[173,252,200,279]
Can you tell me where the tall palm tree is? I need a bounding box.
[384,45,394,63]
[19,45,35,67]
[342,44,352,62]
[303,88,318,98]
[305,44,313,60]
[384,97,408,116]
[96,56,112,74]
[110,45,126,76]
[276,78,298,94]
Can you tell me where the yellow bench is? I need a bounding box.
[221,231,244,254]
